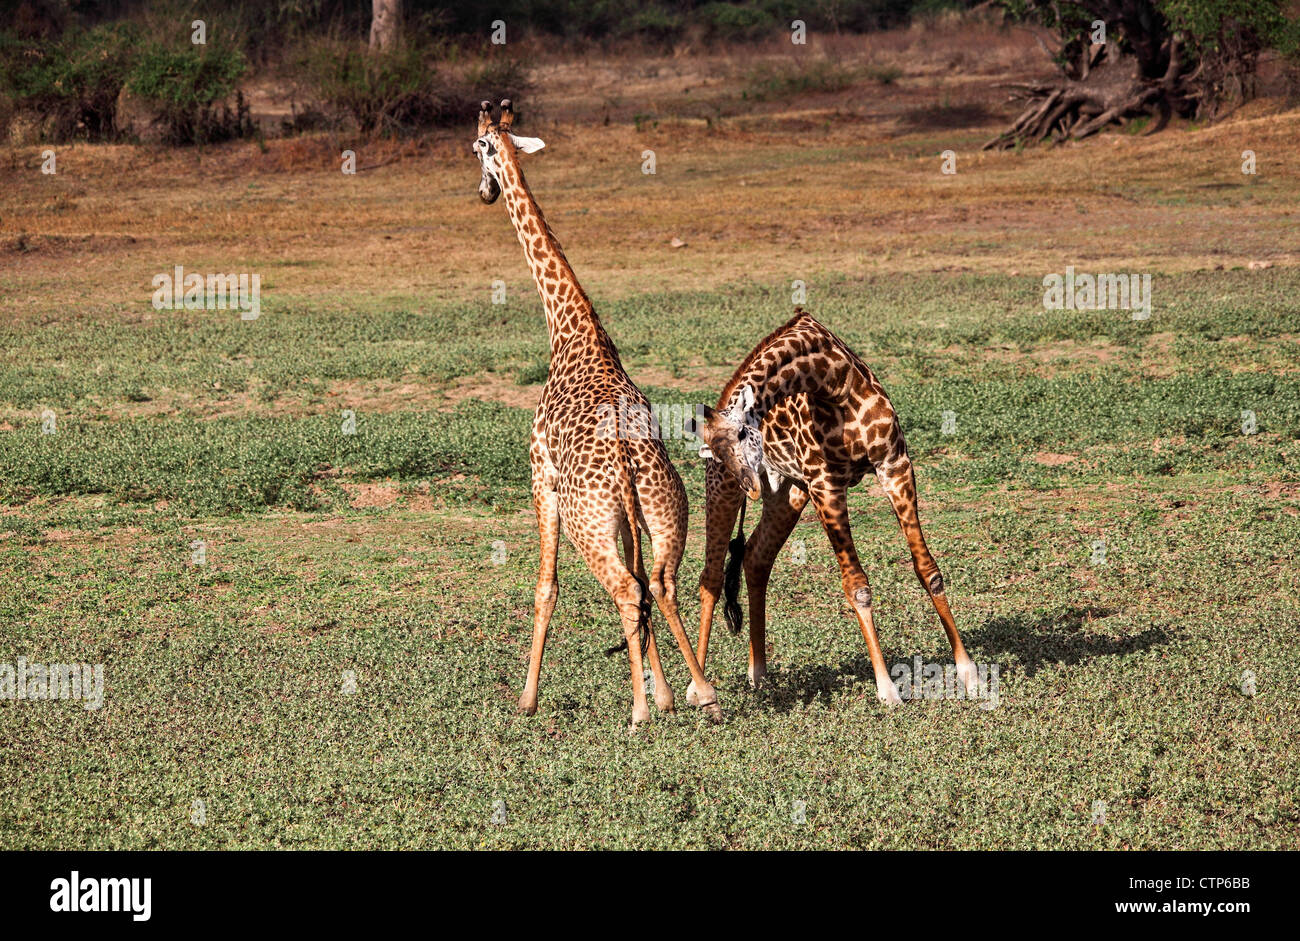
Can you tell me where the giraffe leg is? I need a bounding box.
[648,538,722,723]
[741,484,809,689]
[643,631,674,712]
[638,478,723,723]
[615,575,653,728]
[519,488,560,716]
[811,483,903,706]
[586,554,654,727]
[622,521,673,712]
[565,489,656,727]
[688,462,741,706]
[877,458,979,695]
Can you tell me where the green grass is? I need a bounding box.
[1,270,1297,849]
[0,404,533,513]
[4,269,1299,411]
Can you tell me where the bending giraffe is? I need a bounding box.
[685,309,978,706]
[471,100,721,725]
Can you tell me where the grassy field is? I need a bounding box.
[2,27,1298,849]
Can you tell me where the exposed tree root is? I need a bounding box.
[984,23,1207,150]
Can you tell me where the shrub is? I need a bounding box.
[744,59,859,100]
[126,41,253,145]
[615,6,687,45]
[0,23,139,141]
[865,63,904,84]
[696,3,778,41]
[299,41,435,134]
[296,38,529,135]
[459,56,531,108]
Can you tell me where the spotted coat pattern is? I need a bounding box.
[688,310,978,704]
[473,101,719,725]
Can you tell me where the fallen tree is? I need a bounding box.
[985,0,1300,149]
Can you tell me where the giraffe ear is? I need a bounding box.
[740,385,756,411]
[686,404,717,432]
[508,133,545,154]
[683,409,700,439]
[684,406,715,447]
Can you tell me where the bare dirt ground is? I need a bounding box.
[3,17,1296,327]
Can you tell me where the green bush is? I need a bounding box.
[126,41,252,145]
[694,0,917,39]
[410,0,920,42]
[459,56,531,109]
[296,38,528,135]
[0,24,252,145]
[0,23,139,141]
[1161,0,1300,57]
[696,3,778,41]
[615,6,688,44]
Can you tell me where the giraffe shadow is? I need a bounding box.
[744,606,1173,711]
[961,606,1173,678]
[752,654,876,713]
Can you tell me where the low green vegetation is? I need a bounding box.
[744,59,862,101]
[0,22,251,144]
[1,269,1296,849]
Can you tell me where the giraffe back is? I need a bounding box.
[717,312,905,488]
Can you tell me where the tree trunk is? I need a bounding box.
[369,0,402,53]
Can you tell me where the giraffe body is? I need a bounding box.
[687,309,977,704]
[472,101,720,725]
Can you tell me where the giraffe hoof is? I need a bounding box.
[517,696,538,716]
[957,660,980,697]
[655,687,676,713]
[688,681,721,719]
[630,705,651,727]
[876,680,904,707]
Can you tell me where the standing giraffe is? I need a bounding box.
[685,309,978,706]
[471,100,721,725]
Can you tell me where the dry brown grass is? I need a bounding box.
[2,20,1297,326]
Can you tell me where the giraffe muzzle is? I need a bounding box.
[478,174,501,204]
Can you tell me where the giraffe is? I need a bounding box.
[684,309,979,706]
[471,100,721,726]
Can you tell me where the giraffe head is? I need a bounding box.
[687,385,767,499]
[472,99,545,204]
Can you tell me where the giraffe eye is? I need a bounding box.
[737,428,748,441]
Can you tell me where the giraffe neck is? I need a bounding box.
[724,314,869,423]
[497,159,598,353]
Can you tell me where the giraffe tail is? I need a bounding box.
[602,432,653,660]
[722,500,746,634]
